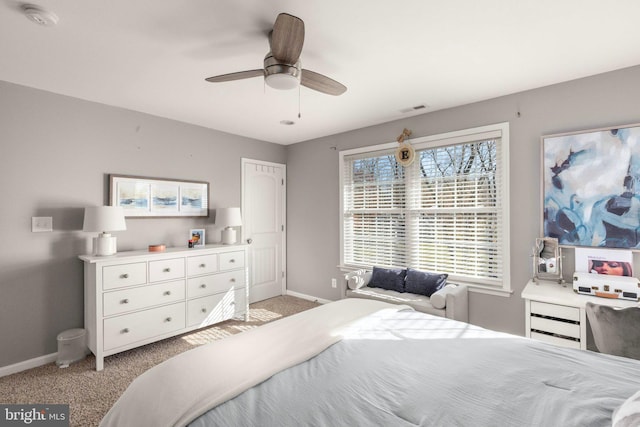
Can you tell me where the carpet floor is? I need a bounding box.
[0,295,320,427]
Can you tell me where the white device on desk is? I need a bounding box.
[573,271,639,301]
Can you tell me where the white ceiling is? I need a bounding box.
[2,1,640,145]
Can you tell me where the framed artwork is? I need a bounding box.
[190,229,205,247]
[110,175,209,217]
[542,123,640,249]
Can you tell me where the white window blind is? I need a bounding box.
[341,124,510,291]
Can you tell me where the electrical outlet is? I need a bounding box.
[32,216,53,232]
[331,278,337,288]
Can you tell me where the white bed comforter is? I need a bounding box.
[100,298,409,427]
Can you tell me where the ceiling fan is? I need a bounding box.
[205,13,347,96]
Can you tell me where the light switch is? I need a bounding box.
[32,216,53,232]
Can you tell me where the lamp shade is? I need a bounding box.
[216,207,242,245]
[83,206,126,233]
[215,207,242,228]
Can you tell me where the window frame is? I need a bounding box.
[339,122,511,295]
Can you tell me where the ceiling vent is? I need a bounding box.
[400,104,429,114]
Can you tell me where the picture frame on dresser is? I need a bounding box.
[110,174,209,218]
[190,228,205,247]
[541,123,640,249]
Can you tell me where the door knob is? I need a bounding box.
[246,238,253,244]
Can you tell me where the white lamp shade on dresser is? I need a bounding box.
[83,206,126,256]
[216,207,242,245]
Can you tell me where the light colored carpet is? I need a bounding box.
[0,295,320,427]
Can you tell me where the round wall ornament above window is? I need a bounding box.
[395,142,415,166]
[395,128,415,166]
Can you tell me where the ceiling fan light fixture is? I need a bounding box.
[265,73,299,90]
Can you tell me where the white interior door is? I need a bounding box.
[242,159,286,303]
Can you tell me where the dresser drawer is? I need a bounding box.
[149,258,185,283]
[103,262,147,290]
[187,254,218,276]
[219,251,245,271]
[187,289,245,327]
[103,302,186,350]
[187,270,245,298]
[103,280,186,316]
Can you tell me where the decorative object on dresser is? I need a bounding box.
[79,244,248,370]
[82,206,127,256]
[190,229,205,247]
[109,174,209,218]
[216,207,242,245]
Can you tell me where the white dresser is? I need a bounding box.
[521,279,638,350]
[80,244,248,370]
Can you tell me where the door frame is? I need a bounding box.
[241,158,287,297]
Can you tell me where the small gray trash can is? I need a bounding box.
[56,328,87,368]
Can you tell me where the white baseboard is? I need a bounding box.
[0,353,57,378]
[286,290,332,305]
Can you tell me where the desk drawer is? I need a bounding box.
[104,302,185,350]
[219,251,244,271]
[187,270,245,298]
[530,316,580,339]
[187,289,245,327]
[187,254,218,276]
[103,262,147,290]
[149,258,185,283]
[103,280,185,316]
[531,331,581,350]
[530,301,580,322]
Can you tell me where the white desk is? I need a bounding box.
[521,279,639,350]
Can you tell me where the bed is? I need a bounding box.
[100,298,640,427]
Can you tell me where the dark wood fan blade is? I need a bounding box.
[271,13,304,64]
[301,69,347,96]
[205,69,264,83]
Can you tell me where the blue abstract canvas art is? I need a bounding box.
[543,124,640,248]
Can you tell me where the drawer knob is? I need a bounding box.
[199,263,206,268]
[200,284,207,288]
[229,259,235,263]
[230,278,236,283]
[120,274,129,279]
[164,291,171,296]
[121,299,129,304]
[165,317,172,322]
[121,328,130,334]
[163,268,171,273]
[201,308,207,313]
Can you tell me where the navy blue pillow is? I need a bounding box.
[404,268,448,297]
[369,267,406,293]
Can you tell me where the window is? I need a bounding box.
[340,123,510,293]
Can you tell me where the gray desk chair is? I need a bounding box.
[585,301,640,360]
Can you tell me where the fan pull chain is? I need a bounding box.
[298,84,301,119]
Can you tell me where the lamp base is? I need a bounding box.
[93,234,117,256]
[221,228,236,245]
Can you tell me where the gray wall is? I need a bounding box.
[286,65,640,335]
[0,81,285,368]
[3,65,640,369]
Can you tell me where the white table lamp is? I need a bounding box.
[216,207,242,245]
[83,206,127,256]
